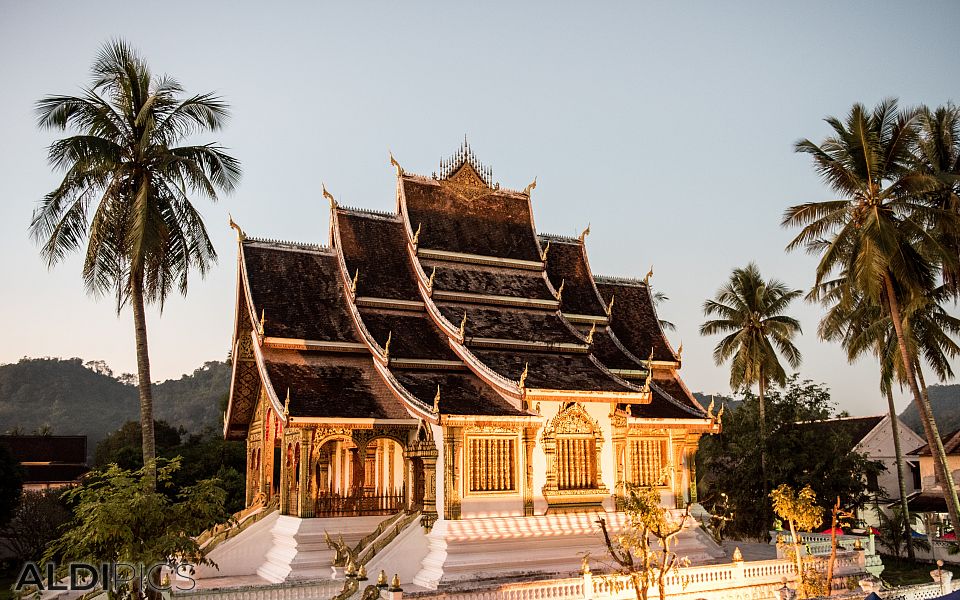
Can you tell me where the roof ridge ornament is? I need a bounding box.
[389,151,404,177]
[228,213,246,241]
[643,348,654,393]
[412,223,421,247]
[432,385,440,414]
[586,323,597,345]
[579,223,591,242]
[384,331,392,362]
[458,311,468,340]
[707,397,715,420]
[351,268,360,296]
[283,387,291,417]
[518,362,529,393]
[540,240,551,262]
[258,309,266,337]
[606,295,615,317]
[555,279,565,303]
[677,341,683,361]
[644,266,654,285]
[427,266,437,291]
[523,177,537,196]
[322,183,337,209]
[436,137,497,193]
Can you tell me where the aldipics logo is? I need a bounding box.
[14,561,197,593]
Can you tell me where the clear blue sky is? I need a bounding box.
[1,1,956,415]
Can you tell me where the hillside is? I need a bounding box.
[899,383,960,435]
[0,357,231,457]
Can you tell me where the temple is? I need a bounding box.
[214,143,722,589]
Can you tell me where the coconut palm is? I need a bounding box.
[785,99,960,533]
[30,40,241,488]
[700,262,803,491]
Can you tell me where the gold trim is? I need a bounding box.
[432,289,559,310]
[417,248,543,271]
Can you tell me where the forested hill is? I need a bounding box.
[899,383,960,436]
[0,357,231,456]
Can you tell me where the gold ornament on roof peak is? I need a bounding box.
[523,177,537,196]
[586,323,596,345]
[427,266,436,291]
[258,309,266,337]
[458,311,468,339]
[351,268,359,295]
[518,362,529,392]
[322,183,337,209]
[606,295,615,317]
[383,331,392,361]
[677,341,683,360]
[540,240,551,262]
[707,398,715,420]
[644,265,654,285]
[555,279,565,303]
[579,223,591,242]
[432,385,440,414]
[283,387,291,416]
[389,151,404,177]
[228,213,246,241]
[412,222,421,247]
[717,403,725,425]
[643,348,654,391]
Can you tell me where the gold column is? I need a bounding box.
[298,430,314,517]
[443,427,462,519]
[523,428,535,516]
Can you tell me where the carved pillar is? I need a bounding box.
[687,447,698,505]
[443,427,462,520]
[422,453,438,527]
[523,427,536,516]
[611,409,627,507]
[298,429,314,517]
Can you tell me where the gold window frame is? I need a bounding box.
[464,434,519,496]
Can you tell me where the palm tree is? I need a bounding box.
[30,41,240,488]
[700,262,803,493]
[784,99,960,534]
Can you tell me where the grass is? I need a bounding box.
[880,556,959,587]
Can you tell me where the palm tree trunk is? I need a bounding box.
[883,272,960,535]
[759,374,769,524]
[916,361,960,534]
[131,276,157,490]
[885,387,915,560]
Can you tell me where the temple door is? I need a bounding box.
[412,457,425,511]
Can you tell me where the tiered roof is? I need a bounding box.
[224,144,710,438]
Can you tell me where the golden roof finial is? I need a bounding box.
[258,309,266,336]
[555,279,565,303]
[412,222,421,246]
[283,387,291,416]
[707,397,715,420]
[384,331,392,361]
[523,177,537,196]
[518,362,529,391]
[459,311,468,339]
[644,265,654,285]
[717,402,725,424]
[677,341,683,360]
[389,150,404,177]
[432,385,440,414]
[643,348,654,391]
[586,323,597,345]
[228,213,246,241]
[540,240,551,262]
[579,222,591,242]
[428,266,436,291]
[322,183,337,209]
[606,295,616,317]
[351,268,359,295]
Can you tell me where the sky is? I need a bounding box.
[1,1,957,416]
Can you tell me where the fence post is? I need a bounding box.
[732,547,745,586]
[582,556,593,600]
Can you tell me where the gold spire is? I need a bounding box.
[283,387,291,417]
[389,151,404,177]
[540,240,551,262]
[322,183,337,209]
[432,385,440,414]
[458,311,468,339]
[383,331,392,361]
[228,213,246,241]
[644,265,654,285]
[351,268,359,295]
[555,279,565,303]
[427,266,436,291]
[586,323,596,344]
[579,222,591,242]
[258,309,266,336]
[412,222,421,246]
[523,176,537,196]
[606,295,615,317]
[518,362,529,392]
